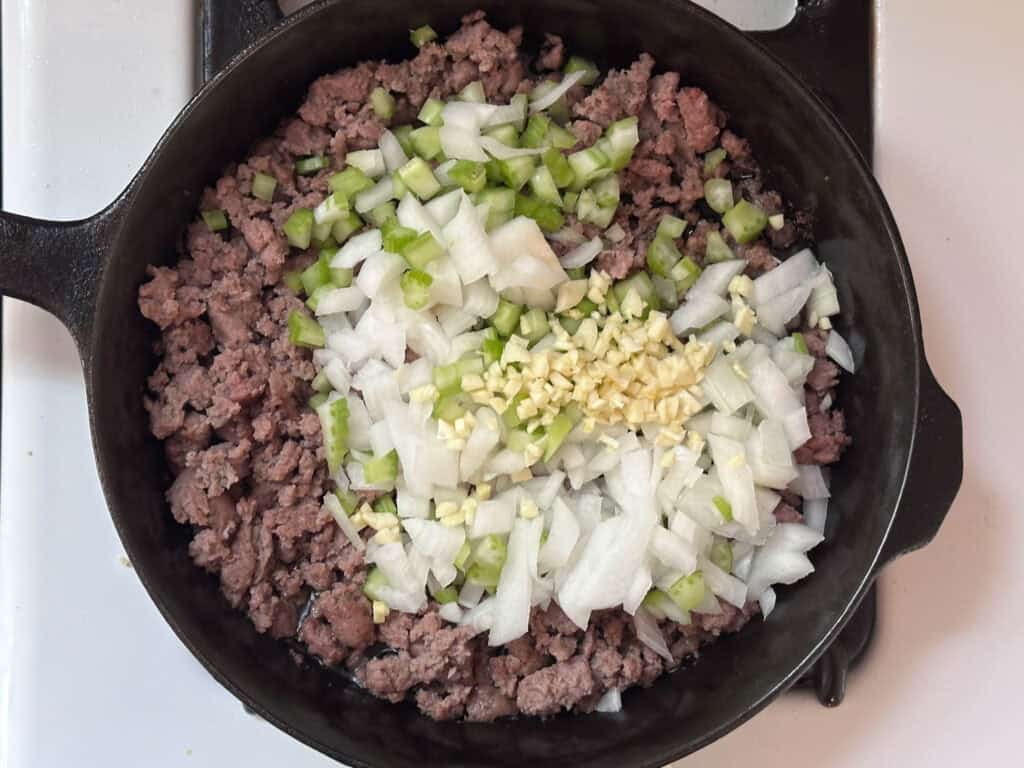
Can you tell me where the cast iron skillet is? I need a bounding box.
[0,1,963,765]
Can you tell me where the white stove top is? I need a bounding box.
[3,1,1022,766]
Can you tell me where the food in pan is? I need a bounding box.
[139,11,853,721]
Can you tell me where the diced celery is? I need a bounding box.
[364,450,399,484]
[656,214,687,240]
[432,393,466,422]
[562,190,579,213]
[722,200,768,244]
[287,310,325,348]
[613,271,658,309]
[449,160,487,194]
[546,123,578,150]
[331,211,363,244]
[481,336,506,367]
[391,169,408,200]
[283,270,304,294]
[417,97,444,126]
[563,55,599,85]
[705,230,735,263]
[485,124,520,148]
[392,124,415,156]
[485,159,504,184]
[519,307,550,344]
[515,194,564,233]
[646,236,682,278]
[201,209,228,232]
[543,404,581,461]
[433,362,462,395]
[305,283,333,312]
[652,274,679,310]
[251,172,277,202]
[284,208,315,249]
[363,566,390,601]
[529,165,562,206]
[710,539,734,573]
[575,188,615,228]
[473,535,508,571]
[457,354,485,377]
[410,126,442,160]
[316,397,350,473]
[712,495,733,522]
[383,225,419,254]
[459,80,486,103]
[666,571,705,612]
[498,156,536,191]
[365,202,398,229]
[309,392,329,410]
[396,156,442,200]
[433,586,459,604]
[703,147,727,174]
[567,146,611,189]
[296,155,329,176]
[792,332,809,355]
[591,175,620,208]
[373,494,398,517]
[314,190,350,226]
[490,298,523,338]
[330,167,374,198]
[642,589,680,621]
[410,24,437,48]
[300,254,331,295]
[604,116,640,170]
[509,93,530,131]
[670,255,703,293]
[401,268,433,310]
[370,87,395,121]
[506,428,538,453]
[311,220,332,246]
[521,114,551,148]
[454,541,472,571]
[704,178,735,214]
[401,231,444,269]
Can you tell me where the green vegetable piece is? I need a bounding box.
[529,165,562,206]
[722,200,768,244]
[546,123,578,150]
[567,146,611,190]
[646,236,682,278]
[296,155,329,176]
[652,274,679,310]
[502,392,528,429]
[475,186,516,213]
[410,126,442,160]
[481,336,506,367]
[457,354,485,377]
[373,494,398,518]
[485,159,504,184]
[201,209,228,232]
[575,188,615,228]
[543,405,582,461]
[448,160,487,194]
[613,271,658,309]
[485,124,521,148]
[310,220,332,246]
[454,541,472,571]
[329,167,374,198]
[336,489,360,514]
[283,208,315,250]
[365,202,398,229]
[670,255,703,293]
[433,586,459,605]
[473,534,508,571]
[705,230,734,263]
[490,298,524,338]
[712,495,733,522]
[283,270,304,294]
[392,124,415,156]
[432,393,466,422]
[603,117,640,170]
[519,307,550,344]
[370,87,396,121]
[703,147,727,174]
[391,169,408,200]
[667,571,706,612]
[251,172,277,202]
[311,370,332,393]
[710,539,734,573]
[417,97,445,126]
[656,214,687,241]
[459,80,486,103]
[401,268,434,310]
[328,264,353,289]
[566,267,586,281]
[383,225,419,254]
[305,284,333,312]
[316,397,350,473]
[331,211,363,244]
[704,178,735,214]
[401,231,444,269]
[558,316,582,335]
[792,332,810,355]
[300,254,331,295]
[396,156,442,200]
[592,175,620,208]
[541,148,574,189]
[509,93,530,131]
[409,24,437,48]
[515,194,564,233]
[364,449,399,484]
[287,310,325,348]
[433,362,463,395]
[308,392,329,410]
[498,156,536,191]
[561,190,579,213]
[563,55,600,85]
[363,566,390,601]
[521,114,551,148]
[466,562,501,589]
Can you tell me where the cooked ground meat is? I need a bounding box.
[139,11,848,723]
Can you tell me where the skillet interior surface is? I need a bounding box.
[85,1,919,765]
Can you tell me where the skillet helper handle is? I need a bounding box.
[876,360,963,568]
[0,209,114,352]
[199,0,283,83]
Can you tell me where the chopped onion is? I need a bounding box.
[355,250,406,300]
[548,227,587,246]
[470,491,518,538]
[439,125,488,162]
[751,248,819,306]
[759,587,777,618]
[790,464,830,500]
[424,187,462,227]
[707,435,759,535]
[442,101,497,129]
[756,280,815,336]
[489,517,542,645]
[489,217,569,292]
[670,293,730,335]
[354,176,395,213]
[314,286,366,316]
[803,497,828,535]
[462,279,500,318]
[403,518,466,564]
[444,193,498,284]
[825,330,856,373]
[529,70,587,113]
[594,688,623,713]
[480,136,546,159]
[691,260,747,297]
[378,129,409,172]
[332,229,383,268]
[397,193,445,244]
[559,236,603,269]
[324,493,365,551]
[632,607,673,662]
[700,556,748,608]
[538,496,581,573]
[460,410,502,481]
[438,602,463,623]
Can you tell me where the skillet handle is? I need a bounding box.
[0,205,118,358]
[876,360,963,569]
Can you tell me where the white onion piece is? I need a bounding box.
[559,236,603,269]
[314,286,366,316]
[460,410,501,481]
[548,227,587,245]
[324,493,365,551]
[555,280,589,314]
[403,519,465,564]
[749,357,803,419]
[397,485,431,519]
[354,176,395,213]
[437,306,477,338]
[439,125,488,161]
[396,357,432,393]
[807,266,840,320]
[697,321,741,349]
[707,435,759,535]
[649,526,698,574]
[802,498,828,535]
[444,193,498,284]
[519,285,557,310]
[479,135,546,159]
[826,330,856,373]
[594,688,623,713]
[424,186,462,226]
[426,256,463,307]
[791,465,831,499]
[691,260,747,297]
[323,358,351,394]
[489,217,569,291]
[489,517,542,645]
[538,496,581,573]
[332,229,383,268]
[369,420,395,457]
[460,597,495,637]
[346,148,385,178]
[378,129,409,172]
[462,279,500,318]
[782,407,812,450]
[670,293,730,335]
[438,602,464,624]
[442,101,497,129]
[756,280,815,336]
[700,557,748,608]
[759,587,777,618]
[751,248,819,306]
[632,608,673,662]
[529,70,587,113]
[458,581,485,609]
[710,412,752,441]
[702,357,755,415]
[484,99,527,128]
[369,541,424,596]
[397,193,444,244]
[623,562,653,616]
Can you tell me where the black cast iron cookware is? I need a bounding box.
[0,1,963,765]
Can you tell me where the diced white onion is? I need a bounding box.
[825,330,856,373]
[378,129,409,173]
[559,236,603,269]
[332,229,383,268]
[529,70,588,113]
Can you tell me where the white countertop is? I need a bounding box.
[2,1,1021,766]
